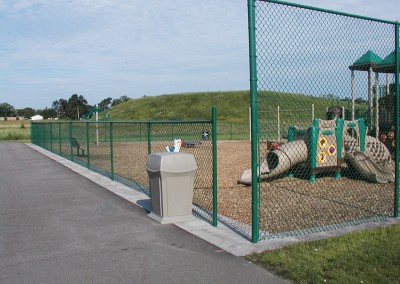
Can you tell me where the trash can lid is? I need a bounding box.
[146,152,198,173]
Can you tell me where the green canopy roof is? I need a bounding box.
[349,50,382,71]
[381,51,395,65]
[373,51,396,73]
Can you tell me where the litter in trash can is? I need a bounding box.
[165,139,182,152]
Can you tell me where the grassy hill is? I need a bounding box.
[107,91,250,122]
[106,90,367,122]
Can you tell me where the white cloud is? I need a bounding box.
[0,0,398,109]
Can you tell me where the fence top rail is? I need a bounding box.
[218,121,249,124]
[260,108,311,112]
[30,119,212,125]
[259,0,398,25]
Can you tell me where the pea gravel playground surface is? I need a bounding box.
[63,140,396,235]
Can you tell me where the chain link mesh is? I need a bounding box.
[254,0,397,239]
[31,120,215,223]
[29,1,399,242]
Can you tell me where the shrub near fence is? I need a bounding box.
[31,111,218,225]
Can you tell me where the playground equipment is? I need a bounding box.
[345,135,393,183]
[82,106,111,146]
[377,85,396,152]
[82,107,111,121]
[238,50,397,186]
[350,50,397,152]
[238,117,393,185]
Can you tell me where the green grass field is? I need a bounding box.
[247,224,400,283]
[0,120,30,142]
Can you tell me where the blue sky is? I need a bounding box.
[1,0,399,110]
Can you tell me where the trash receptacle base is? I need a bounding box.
[148,212,196,224]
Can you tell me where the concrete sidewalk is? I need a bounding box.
[0,142,290,284]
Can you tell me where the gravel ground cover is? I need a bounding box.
[69,140,394,235]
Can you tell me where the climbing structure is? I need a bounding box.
[238,117,394,185]
[343,119,393,183]
[308,118,344,182]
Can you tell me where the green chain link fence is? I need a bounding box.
[31,107,218,226]
[217,122,250,140]
[248,0,399,242]
[29,1,399,244]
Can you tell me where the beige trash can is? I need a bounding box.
[146,152,197,224]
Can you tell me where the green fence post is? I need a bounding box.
[86,122,90,169]
[394,22,399,218]
[110,122,115,180]
[147,121,151,154]
[212,106,218,227]
[248,0,259,243]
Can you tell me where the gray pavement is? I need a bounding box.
[0,142,290,284]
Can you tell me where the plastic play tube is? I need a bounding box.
[265,140,308,178]
[238,140,308,185]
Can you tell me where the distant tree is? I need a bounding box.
[0,102,16,118]
[355,97,366,104]
[51,95,92,119]
[52,100,61,118]
[120,95,130,102]
[17,107,36,119]
[98,97,113,110]
[60,99,68,118]
[51,99,68,118]
[65,94,90,119]
[112,98,122,107]
[112,95,130,107]
[40,108,57,119]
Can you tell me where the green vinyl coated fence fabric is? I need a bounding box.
[248,0,399,242]
[30,1,400,244]
[31,115,218,226]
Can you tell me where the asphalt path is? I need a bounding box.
[0,142,289,284]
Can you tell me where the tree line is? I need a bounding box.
[0,94,130,120]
